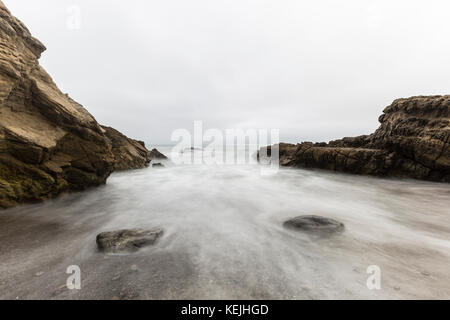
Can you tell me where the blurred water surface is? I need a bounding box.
[0,147,449,299]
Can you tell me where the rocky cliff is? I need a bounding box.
[0,2,150,208]
[259,96,450,182]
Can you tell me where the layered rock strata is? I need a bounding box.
[260,96,450,182]
[0,2,150,208]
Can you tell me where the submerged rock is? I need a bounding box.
[96,228,163,253]
[283,215,344,233]
[259,96,450,182]
[0,2,150,209]
[152,163,165,168]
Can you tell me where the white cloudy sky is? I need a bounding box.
[4,0,450,144]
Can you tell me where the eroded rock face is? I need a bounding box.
[0,2,150,208]
[260,96,450,182]
[102,126,151,170]
[283,216,345,233]
[96,228,164,253]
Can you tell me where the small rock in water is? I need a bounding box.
[130,265,139,271]
[96,228,163,253]
[35,272,45,277]
[152,163,165,168]
[283,215,344,234]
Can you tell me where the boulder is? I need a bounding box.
[283,215,345,233]
[96,228,163,253]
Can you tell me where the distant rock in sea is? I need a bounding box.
[0,2,151,208]
[259,96,450,182]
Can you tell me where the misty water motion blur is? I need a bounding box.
[0,147,449,299]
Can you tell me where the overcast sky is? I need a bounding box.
[4,0,450,145]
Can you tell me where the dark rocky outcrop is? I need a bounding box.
[260,96,450,182]
[96,228,164,253]
[152,163,165,168]
[0,2,150,208]
[149,148,168,160]
[283,216,345,234]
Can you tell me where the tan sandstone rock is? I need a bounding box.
[102,126,151,171]
[0,1,150,208]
